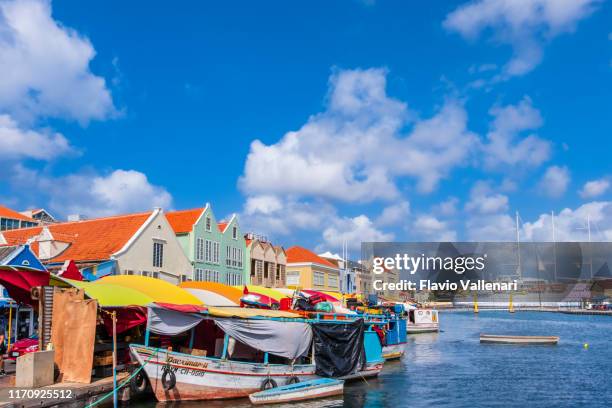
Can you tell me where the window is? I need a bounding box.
[232,226,237,239]
[153,242,164,267]
[141,271,150,277]
[1,218,21,231]
[313,271,325,286]
[196,238,204,261]
[226,246,232,267]
[328,274,338,289]
[205,216,211,231]
[180,275,189,282]
[205,240,219,263]
[151,271,160,279]
[287,271,300,285]
[194,268,204,281]
[124,270,134,275]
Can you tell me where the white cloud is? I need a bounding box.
[434,197,459,216]
[240,68,478,202]
[240,195,337,237]
[0,114,73,160]
[466,213,516,241]
[523,201,612,241]
[444,0,599,78]
[244,195,283,215]
[376,201,410,226]
[465,181,509,214]
[413,215,457,241]
[0,0,115,122]
[10,166,172,217]
[538,165,570,198]
[579,178,610,199]
[323,215,393,250]
[483,97,551,169]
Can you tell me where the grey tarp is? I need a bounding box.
[147,306,204,336]
[214,318,312,359]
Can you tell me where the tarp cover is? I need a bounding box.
[214,318,312,359]
[147,305,203,336]
[312,319,365,377]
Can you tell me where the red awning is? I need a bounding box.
[0,265,50,306]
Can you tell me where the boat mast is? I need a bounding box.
[552,211,557,282]
[515,211,522,280]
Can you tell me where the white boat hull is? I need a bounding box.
[407,322,440,334]
[130,345,318,401]
[249,381,344,405]
[480,334,559,345]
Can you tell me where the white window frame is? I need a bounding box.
[153,242,164,268]
[287,271,300,285]
[196,238,204,261]
[205,216,211,231]
[313,271,325,286]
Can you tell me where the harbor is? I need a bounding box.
[122,310,611,408]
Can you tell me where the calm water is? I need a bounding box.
[133,311,611,408]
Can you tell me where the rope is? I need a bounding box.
[84,347,160,408]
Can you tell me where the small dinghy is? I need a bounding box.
[480,334,559,345]
[248,378,344,405]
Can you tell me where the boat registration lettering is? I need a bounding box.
[167,356,208,370]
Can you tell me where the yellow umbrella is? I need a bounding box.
[100,275,203,305]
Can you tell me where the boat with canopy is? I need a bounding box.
[129,304,385,402]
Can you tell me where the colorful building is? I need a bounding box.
[0,208,191,283]
[0,205,38,231]
[286,246,341,291]
[167,205,248,285]
[19,208,57,225]
[245,234,286,288]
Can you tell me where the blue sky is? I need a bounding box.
[1,0,612,253]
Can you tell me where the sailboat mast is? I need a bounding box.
[516,211,522,280]
[552,211,557,282]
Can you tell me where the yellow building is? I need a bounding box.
[286,246,340,291]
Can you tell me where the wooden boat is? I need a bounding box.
[382,342,407,360]
[248,378,344,405]
[130,345,319,401]
[480,334,559,345]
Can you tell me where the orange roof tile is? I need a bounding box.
[218,222,228,233]
[1,226,42,245]
[0,205,36,222]
[286,246,337,268]
[1,212,152,263]
[166,208,204,234]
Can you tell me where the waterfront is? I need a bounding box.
[133,311,611,408]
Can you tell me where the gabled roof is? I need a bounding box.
[0,205,35,222]
[166,208,205,234]
[286,246,337,268]
[217,222,229,233]
[1,212,153,263]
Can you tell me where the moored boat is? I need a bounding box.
[480,334,559,345]
[130,344,318,401]
[407,308,439,334]
[382,342,407,360]
[248,378,344,405]
[130,304,386,402]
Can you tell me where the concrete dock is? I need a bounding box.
[0,373,130,408]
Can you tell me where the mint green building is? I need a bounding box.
[166,204,249,285]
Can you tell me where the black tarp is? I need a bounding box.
[312,319,365,377]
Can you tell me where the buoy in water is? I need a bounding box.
[583,343,589,349]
